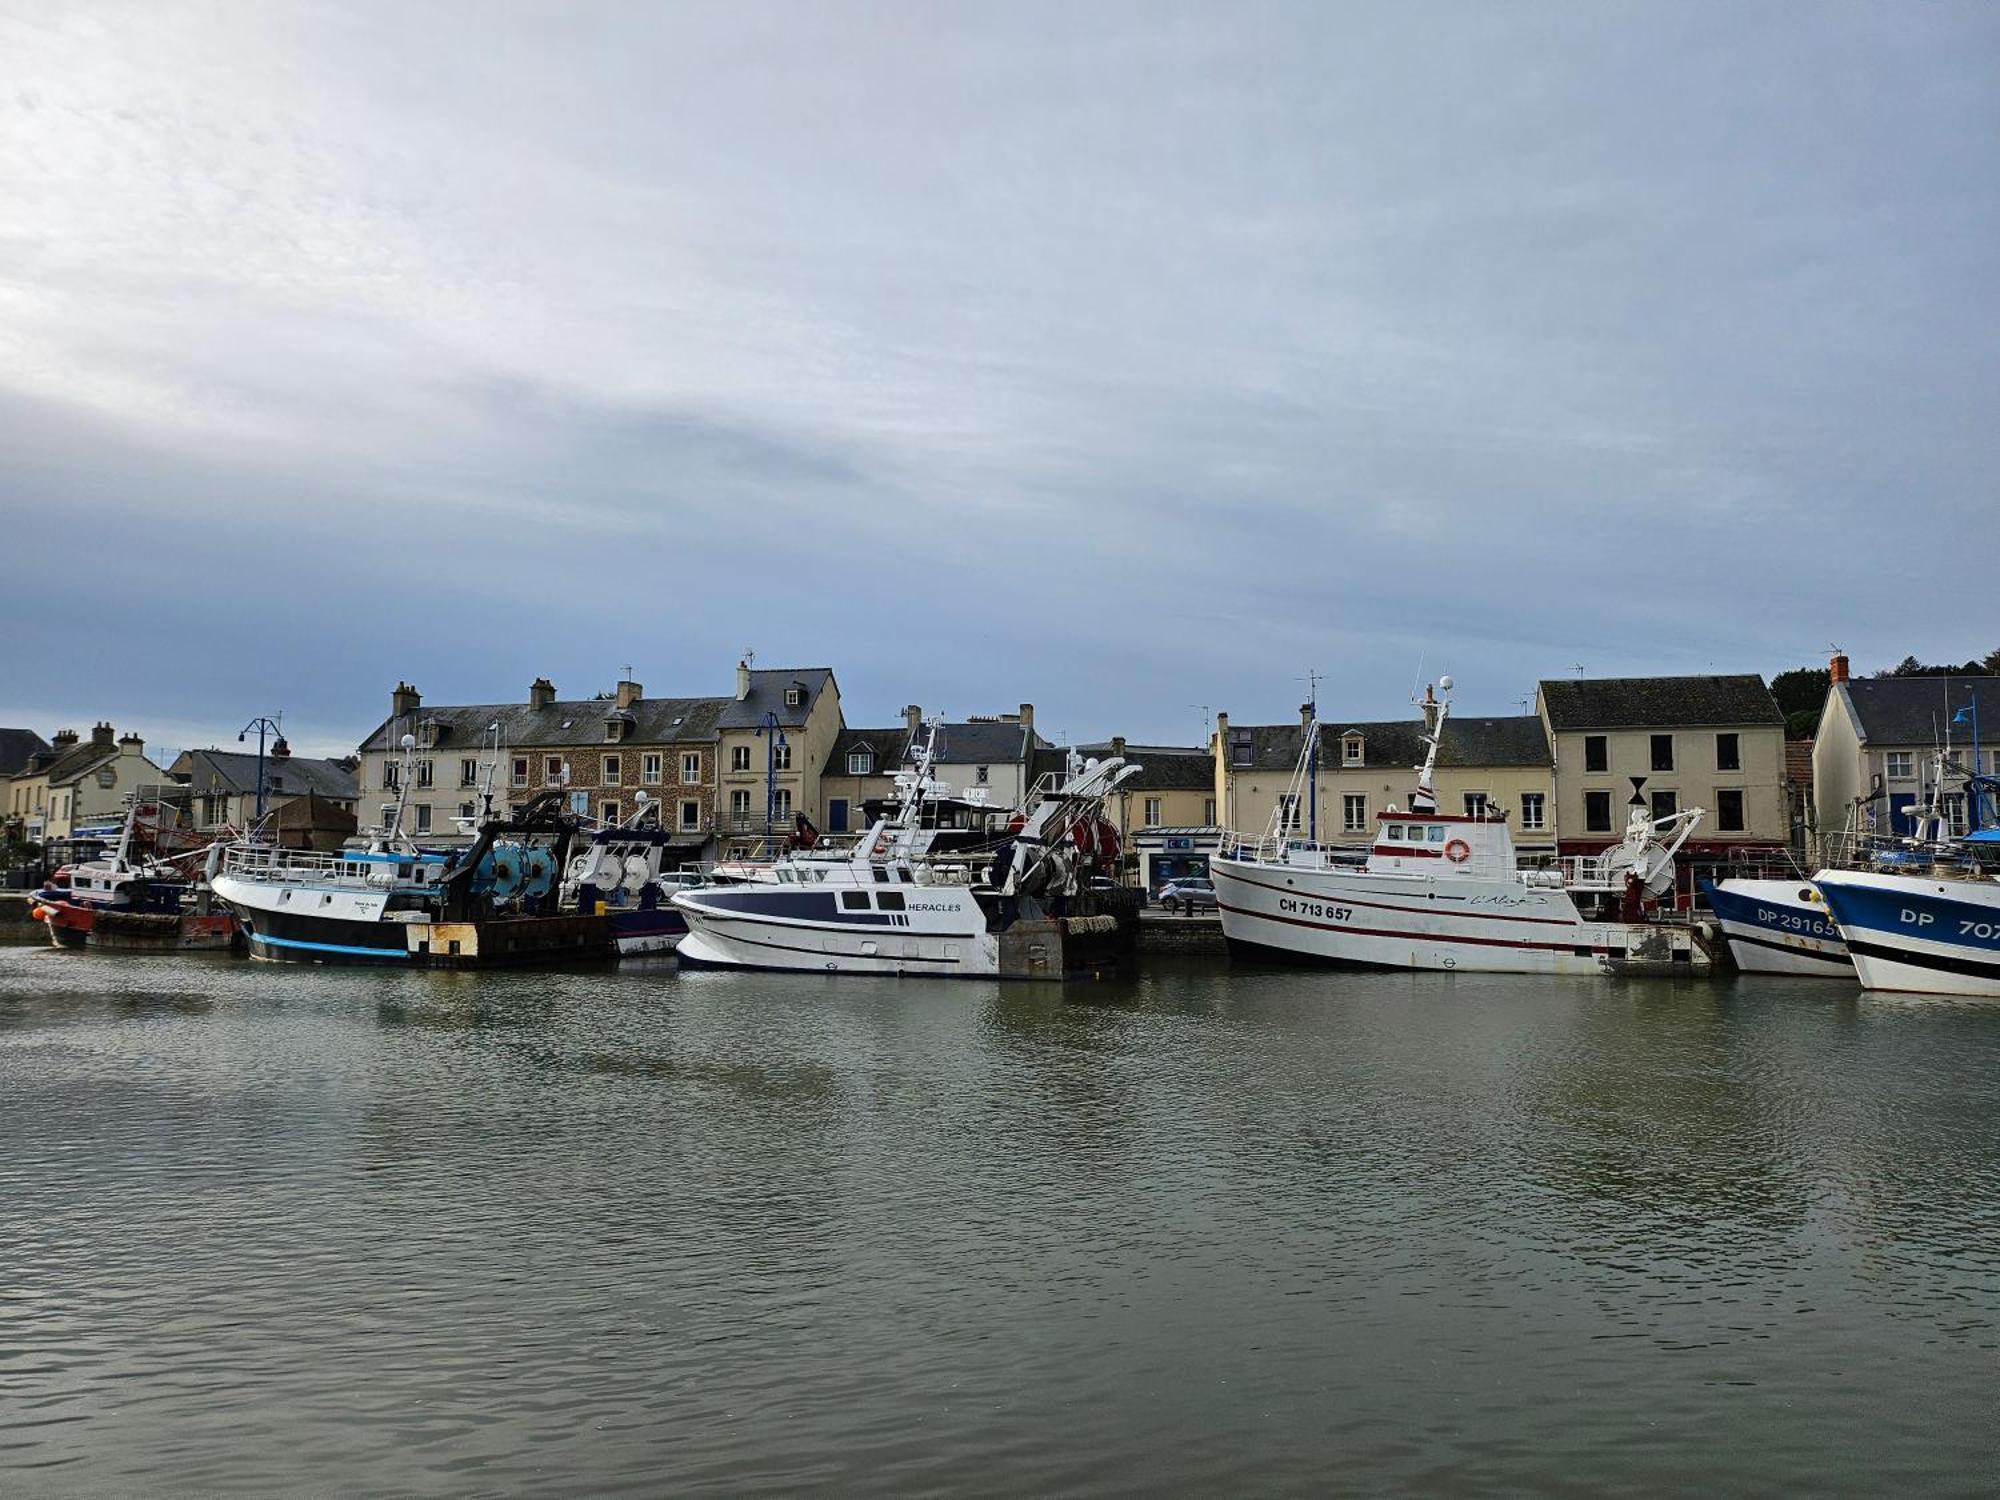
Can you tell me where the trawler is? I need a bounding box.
[32,791,237,952]
[672,721,1139,978]
[1212,678,1707,974]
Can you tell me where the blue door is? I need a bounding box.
[828,799,848,834]
[1889,792,1917,836]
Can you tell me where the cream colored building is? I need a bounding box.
[1534,674,1787,857]
[1213,708,1557,854]
[714,663,845,857]
[6,724,166,842]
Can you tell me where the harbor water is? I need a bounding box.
[3,943,1998,1495]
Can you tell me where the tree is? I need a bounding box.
[1770,665,1830,740]
[1986,647,2000,674]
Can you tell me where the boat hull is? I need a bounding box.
[672,884,1000,977]
[35,896,239,952]
[1211,856,1704,975]
[1703,879,1852,978]
[1814,869,2000,997]
[610,906,687,956]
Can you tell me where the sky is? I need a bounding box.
[2,1,1996,759]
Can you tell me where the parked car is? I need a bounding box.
[1157,876,1216,915]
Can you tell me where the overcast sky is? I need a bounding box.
[2,1,1995,757]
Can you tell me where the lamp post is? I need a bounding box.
[755,711,788,848]
[238,715,286,826]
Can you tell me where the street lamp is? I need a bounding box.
[238,715,286,826]
[755,711,788,848]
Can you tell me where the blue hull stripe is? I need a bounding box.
[1703,881,1842,945]
[1818,883,2000,952]
[1722,928,1852,967]
[1846,939,2000,982]
[254,932,411,960]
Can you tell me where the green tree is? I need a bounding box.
[1770,665,1830,740]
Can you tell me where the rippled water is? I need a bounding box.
[3,943,1998,1496]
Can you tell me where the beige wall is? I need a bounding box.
[13,742,166,841]
[1218,761,1557,851]
[1545,723,1786,847]
[716,684,844,854]
[1109,786,1215,843]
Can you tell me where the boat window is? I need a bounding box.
[1428,826,1445,843]
[873,867,891,884]
[841,891,870,910]
[1387,825,1404,841]
[878,891,907,912]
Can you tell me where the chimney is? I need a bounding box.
[53,728,78,750]
[271,737,291,760]
[1214,711,1228,747]
[529,677,556,710]
[616,679,643,710]
[1300,702,1314,729]
[736,660,752,701]
[1019,702,1034,730]
[1829,652,1849,685]
[118,731,145,754]
[92,721,115,748]
[1111,735,1127,759]
[392,682,421,719]
[904,703,923,733]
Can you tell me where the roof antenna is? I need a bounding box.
[1573,663,1586,678]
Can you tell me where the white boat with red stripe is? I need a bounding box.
[1212,677,1710,975]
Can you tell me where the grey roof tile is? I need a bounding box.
[1538,674,1782,729]
[1837,674,2000,746]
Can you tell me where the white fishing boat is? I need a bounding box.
[672,721,1139,978]
[1700,877,1850,976]
[1212,678,1708,974]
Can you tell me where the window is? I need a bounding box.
[1387,823,1404,841]
[1650,789,1678,819]
[1885,751,1914,779]
[847,750,874,776]
[785,686,803,708]
[1650,734,1674,772]
[1230,729,1254,767]
[570,790,590,816]
[1584,735,1608,773]
[773,789,792,819]
[381,803,396,829]
[603,720,621,743]
[878,891,907,912]
[680,800,700,830]
[512,756,529,788]
[1143,797,1163,827]
[771,743,793,772]
[1520,792,1546,831]
[1342,735,1363,764]
[1716,733,1740,772]
[1945,792,1968,836]
[828,798,849,833]
[1585,790,1613,833]
[602,800,620,824]
[460,757,479,786]
[1427,825,1445,843]
[682,752,701,784]
[1463,792,1489,819]
[1203,798,1217,825]
[1278,794,1301,830]
[729,789,750,817]
[1342,793,1368,832]
[413,803,432,834]
[545,756,564,785]
[642,753,662,785]
[383,762,399,790]
[731,745,752,772]
[601,754,621,785]
[458,801,475,820]
[416,759,434,787]
[841,891,870,910]
[1715,788,1744,831]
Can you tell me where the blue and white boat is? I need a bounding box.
[1701,878,1851,977]
[1814,851,2000,997]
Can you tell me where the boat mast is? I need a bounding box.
[1410,676,1452,815]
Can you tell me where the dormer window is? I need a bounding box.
[604,720,620,742]
[848,749,874,776]
[785,685,804,708]
[1342,734,1363,765]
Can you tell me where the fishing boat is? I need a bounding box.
[1212,678,1708,974]
[558,792,693,956]
[672,722,1139,978]
[210,734,608,967]
[1699,878,1849,976]
[31,792,237,952]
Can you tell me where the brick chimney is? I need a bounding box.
[1111,735,1127,759]
[616,678,643,710]
[271,736,291,760]
[91,721,115,748]
[118,731,145,755]
[736,660,752,701]
[1213,711,1228,748]
[392,682,421,719]
[52,728,78,750]
[904,703,923,733]
[529,677,556,710]
[1018,702,1035,730]
[1829,652,1849,684]
[1299,702,1314,729]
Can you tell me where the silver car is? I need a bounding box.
[1157,877,1216,915]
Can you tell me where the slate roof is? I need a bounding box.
[171,748,359,801]
[1837,675,2000,747]
[717,668,835,730]
[359,695,729,752]
[0,728,50,778]
[1225,716,1551,774]
[829,726,914,771]
[19,741,121,786]
[1538,675,1782,730]
[932,720,1047,765]
[1076,743,1215,791]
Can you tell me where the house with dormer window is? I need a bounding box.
[712,661,844,854]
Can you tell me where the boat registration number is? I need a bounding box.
[1281,897,1353,922]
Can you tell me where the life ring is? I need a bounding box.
[1443,838,1471,864]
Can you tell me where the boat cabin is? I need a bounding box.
[1368,809,1517,875]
